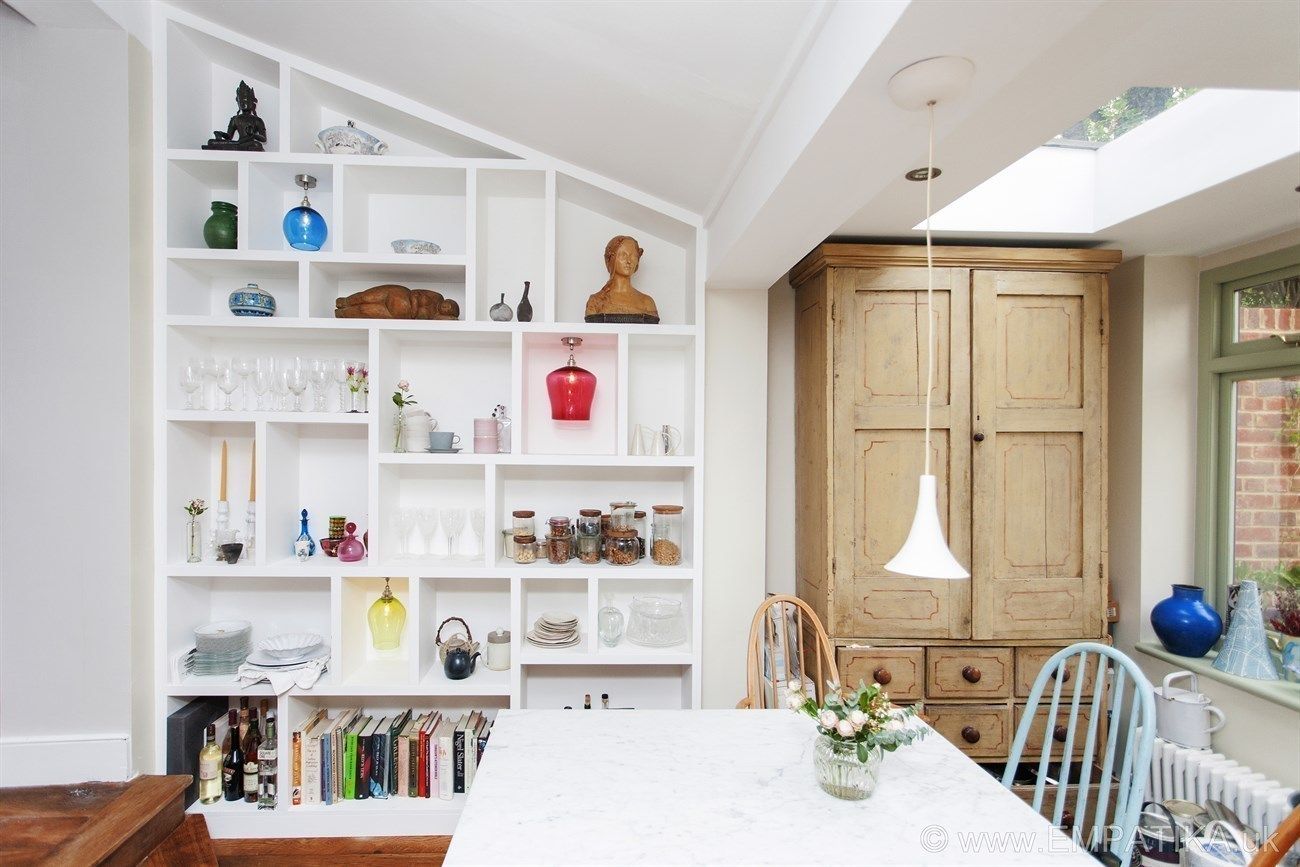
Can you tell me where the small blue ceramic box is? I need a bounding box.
[228,283,276,317]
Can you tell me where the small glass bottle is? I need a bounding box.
[512,510,536,537]
[598,605,624,646]
[609,501,636,532]
[513,533,537,564]
[186,517,203,563]
[198,723,222,804]
[607,528,639,566]
[651,505,684,566]
[633,510,648,560]
[258,713,277,809]
[294,509,315,560]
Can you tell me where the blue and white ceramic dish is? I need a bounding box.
[315,120,388,155]
[228,283,276,317]
[391,239,441,255]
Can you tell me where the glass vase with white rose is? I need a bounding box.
[787,679,926,800]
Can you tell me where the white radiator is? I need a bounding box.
[1148,736,1297,844]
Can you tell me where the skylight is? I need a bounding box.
[1050,86,1200,147]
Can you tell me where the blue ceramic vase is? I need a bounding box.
[1151,584,1223,657]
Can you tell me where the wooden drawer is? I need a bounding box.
[927,704,1011,759]
[836,647,923,701]
[1015,647,1100,698]
[1014,703,1099,759]
[926,647,1013,699]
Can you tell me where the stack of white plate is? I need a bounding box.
[526,612,580,649]
[245,632,328,668]
[191,621,252,676]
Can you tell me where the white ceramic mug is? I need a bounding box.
[1156,672,1226,749]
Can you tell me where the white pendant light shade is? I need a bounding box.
[884,475,969,579]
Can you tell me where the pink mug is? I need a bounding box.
[473,433,499,454]
[474,417,503,436]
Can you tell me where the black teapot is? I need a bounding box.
[436,616,480,680]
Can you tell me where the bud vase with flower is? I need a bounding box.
[392,380,417,453]
[184,498,208,563]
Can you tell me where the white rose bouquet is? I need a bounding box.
[787,679,927,763]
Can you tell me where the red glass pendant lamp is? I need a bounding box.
[546,337,597,421]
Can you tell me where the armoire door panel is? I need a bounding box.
[972,270,1104,640]
[833,267,972,639]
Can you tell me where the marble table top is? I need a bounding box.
[445,709,1099,866]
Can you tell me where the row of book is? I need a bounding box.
[292,708,492,805]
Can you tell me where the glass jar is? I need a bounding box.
[513,533,537,564]
[651,505,684,566]
[625,595,686,646]
[633,510,647,560]
[577,532,603,564]
[606,528,639,566]
[501,528,517,561]
[577,509,601,537]
[609,501,636,531]
[598,606,625,647]
[813,735,882,800]
[512,510,536,536]
[545,535,572,564]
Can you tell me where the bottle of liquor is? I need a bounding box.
[242,707,262,803]
[583,693,592,710]
[198,723,222,805]
[221,708,238,763]
[223,715,244,801]
[258,713,278,810]
[238,697,250,741]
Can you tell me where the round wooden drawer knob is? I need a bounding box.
[1050,668,1072,683]
[961,725,981,744]
[961,665,982,683]
[1053,725,1069,743]
[873,667,892,685]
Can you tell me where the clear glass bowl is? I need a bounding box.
[625,595,686,647]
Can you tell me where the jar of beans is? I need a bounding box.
[577,509,601,537]
[545,516,573,564]
[577,532,603,564]
[513,533,537,564]
[606,528,639,566]
[651,505,684,566]
[512,510,536,536]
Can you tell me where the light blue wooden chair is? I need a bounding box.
[1002,642,1156,867]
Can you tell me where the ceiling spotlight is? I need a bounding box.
[906,167,941,181]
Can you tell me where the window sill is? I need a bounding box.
[1135,641,1300,712]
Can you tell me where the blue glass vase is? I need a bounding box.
[1151,584,1223,657]
[283,174,327,251]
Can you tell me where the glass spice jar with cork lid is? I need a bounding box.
[512,510,536,536]
[577,509,602,564]
[651,505,684,565]
[545,516,573,564]
[513,533,537,564]
[606,527,639,566]
[609,501,636,531]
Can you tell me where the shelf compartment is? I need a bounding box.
[166,255,300,318]
[288,69,516,159]
[166,419,255,565]
[626,333,696,457]
[165,20,280,151]
[265,421,369,567]
[167,160,239,249]
[475,169,547,322]
[248,161,335,252]
[375,330,511,460]
[594,578,693,659]
[519,577,590,660]
[417,577,511,687]
[376,463,486,563]
[166,574,331,668]
[555,173,696,326]
[520,664,691,709]
[520,332,617,455]
[308,259,466,320]
[340,166,466,257]
[339,577,415,684]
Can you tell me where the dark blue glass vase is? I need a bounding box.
[283,173,327,252]
[1151,584,1223,657]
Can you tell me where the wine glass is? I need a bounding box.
[286,368,308,412]
[232,357,255,411]
[215,363,240,411]
[271,368,290,412]
[440,507,466,559]
[179,362,203,410]
[392,507,417,558]
[199,357,219,411]
[470,507,485,558]
[252,361,272,411]
[333,358,349,412]
[307,358,330,412]
[417,507,440,559]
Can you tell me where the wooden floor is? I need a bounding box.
[213,836,450,865]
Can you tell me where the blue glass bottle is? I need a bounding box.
[294,508,316,560]
[283,174,327,252]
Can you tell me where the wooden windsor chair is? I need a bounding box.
[738,595,838,709]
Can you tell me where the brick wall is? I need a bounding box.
[1233,306,1300,574]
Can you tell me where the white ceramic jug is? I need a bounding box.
[1156,671,1226,749]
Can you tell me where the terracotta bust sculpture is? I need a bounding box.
[584,235,659,324]
[335,284,459,320]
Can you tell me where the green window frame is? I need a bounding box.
[1195,245,1300,617]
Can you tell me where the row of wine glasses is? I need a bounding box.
[178,357,368,413]
[391,506,485,559]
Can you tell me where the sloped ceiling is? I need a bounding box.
[167,0,824,215]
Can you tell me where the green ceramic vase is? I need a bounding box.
[203,201,237,249]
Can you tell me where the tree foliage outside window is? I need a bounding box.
[1238,277,1300,309]
[1057,87,1199,145]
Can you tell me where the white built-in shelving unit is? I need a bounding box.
[153,5,704,838]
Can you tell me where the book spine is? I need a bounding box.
[303,733,320,806]
[453,729,466,794]
[477,733,488,765]
[322,733,332,806]
[464,729,478,792]
[438,733,454,801]
[292,729,302,806]
[417,728,429,798]
[343,732,356,800]
[397,733,409,797]
[408,732,419,798]
[356,733,371,800]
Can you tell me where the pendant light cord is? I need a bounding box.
[923,100,936,476]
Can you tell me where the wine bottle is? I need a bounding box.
[242,707,262,803]
[223,716,244,801]
[198,723,222,805]
[238,697,250,741]
[220,708,237,764]
[258,713,278,810]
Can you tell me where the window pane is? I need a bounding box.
[1233,373,1300,638]
[1235,276,1300,343]
[1050,86,1199,146]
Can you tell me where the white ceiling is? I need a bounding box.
[166,0,825,214]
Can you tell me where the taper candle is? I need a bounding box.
[219,440,228,501]
[249,440,256,502]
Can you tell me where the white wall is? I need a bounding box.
[1107,237,1300,789]
[766,275,796,595]
[702,285,769,706]
[0,6,133,784]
